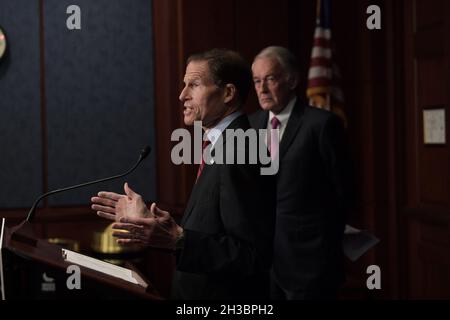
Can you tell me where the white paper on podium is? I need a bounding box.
[343,225,379,262]
[62,249,147,288]
[0,218,6,300]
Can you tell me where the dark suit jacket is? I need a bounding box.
[171,114,276,300]
[249,99,351,298]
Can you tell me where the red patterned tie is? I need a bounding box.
[196,139,211,180]
[269,116,280,160]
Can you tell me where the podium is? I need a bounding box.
[0,218,163,300]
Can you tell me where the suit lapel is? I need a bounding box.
[181,114,250,226]
[279,100,305,158]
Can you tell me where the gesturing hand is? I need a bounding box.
[91,182,151,221]
[111,203,183,250]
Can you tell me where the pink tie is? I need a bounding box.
[269,117,280,161]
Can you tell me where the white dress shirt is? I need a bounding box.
[205,111,243,148]
[266,97,297,142]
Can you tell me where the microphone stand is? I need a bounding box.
[10,146,151,246]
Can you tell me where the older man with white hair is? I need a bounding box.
[250,46,352,300]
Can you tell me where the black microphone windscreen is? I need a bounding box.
[140,146,151,159]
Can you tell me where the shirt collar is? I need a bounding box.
[268,96,297,127]
[205,111,242,147]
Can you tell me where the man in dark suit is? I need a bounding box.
[250,46,351,300]
[91,49,275,299]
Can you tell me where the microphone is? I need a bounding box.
[25,146,151,223]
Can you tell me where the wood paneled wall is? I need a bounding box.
[403,0,450,299]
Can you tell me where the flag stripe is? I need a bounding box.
[314,28,331,40]
[311,47,332,59]
[314,37,331,48]
[309,57,331,67]
[308,66,331,79]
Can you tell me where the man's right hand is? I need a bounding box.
[91,182,151,221]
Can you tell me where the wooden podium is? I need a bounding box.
[0,218,163,300]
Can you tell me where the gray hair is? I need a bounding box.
[254,46,299,84]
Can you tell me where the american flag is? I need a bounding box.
[306,0,347,126]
